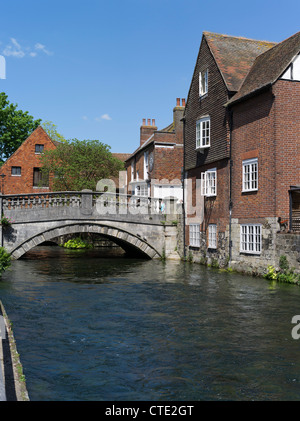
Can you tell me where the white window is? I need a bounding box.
[196,117,210,149]
[199,70,208,96]
[243,158,258,192]
[189,224,200,247]
[135,183,148,197]
[240,224,262,254]
[201,168,217,196]
[208,224,217,249]
[144,151,149,179]
[131,162,135,181]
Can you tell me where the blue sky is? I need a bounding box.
[0,0,300,153]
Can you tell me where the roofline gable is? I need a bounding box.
[226,31,300,107]
[0,125,56,168]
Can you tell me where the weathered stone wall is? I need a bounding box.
[275,233,300,274]
[181,215,299,275]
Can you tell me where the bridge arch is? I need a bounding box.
[10,222,161,260]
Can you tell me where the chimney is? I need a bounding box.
[140,118,157,146]
[173,98,186,143]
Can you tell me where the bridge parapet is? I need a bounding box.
[0,191,182,260]
[1,191,181,224]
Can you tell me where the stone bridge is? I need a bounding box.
[0,191,181,260]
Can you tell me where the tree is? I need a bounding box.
[41,120,66,143]
[0,92,41,163]
[40,138,125,191]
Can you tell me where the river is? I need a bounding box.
[0,245,300,401]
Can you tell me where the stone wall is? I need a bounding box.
[275,233,300,274]
[180,216,300,275]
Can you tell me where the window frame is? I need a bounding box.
[35,144,44,154]
[201,168,217,197]
[33,167,49,188]
[240,224,262,255]
[11,166,21,176]
[135,182,148,197]
[208,224,217,249]
[242,158,258,192]
[199,69,208,97]
[196,116,210,149]
[189,223,201,247]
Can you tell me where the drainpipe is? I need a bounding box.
[228,110,233,266]
[289,188,293,231]
[181,116,186,259]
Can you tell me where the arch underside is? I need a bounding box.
[10,223,160,260]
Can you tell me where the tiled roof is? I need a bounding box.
[204,32,276,92]
[112,153,131,162]
[227,31,300,105]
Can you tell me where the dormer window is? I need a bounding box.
[196,116,210,149]
[199,69,208,97]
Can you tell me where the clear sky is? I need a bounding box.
[0,0,299,153]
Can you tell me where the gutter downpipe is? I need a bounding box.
[228,109,233,266]
[182,116,186,260]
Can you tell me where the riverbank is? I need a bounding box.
[0,300,29,401]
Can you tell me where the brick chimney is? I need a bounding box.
[140,118,157,146]
[173,98,185,144]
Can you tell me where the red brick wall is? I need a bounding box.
[231,82,300,221]
[231,89,276,219]
[273,80,300,218]
[0,126,57,194]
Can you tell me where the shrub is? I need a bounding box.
[62,237,93,249]
[0,247,11,275]
[264,256,300,285]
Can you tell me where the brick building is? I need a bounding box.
[0,126,130,195]
[227,31,300,273]
[125,98,185,202]
[184,31,300,273]
[0,126,57,194]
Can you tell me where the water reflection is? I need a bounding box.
[1,246,300,400]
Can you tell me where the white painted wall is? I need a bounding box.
[281,54,300,81]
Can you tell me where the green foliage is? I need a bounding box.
[264,256,300,284]
[0,92,41,163]
[40,138,125,191]
[264,265,277,280]
[0,247,11,275]
[63,237,93,249]
[41,120,66,143]
[279,255,289,272]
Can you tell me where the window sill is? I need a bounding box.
[240,251,261,256]
[33,186,49,189]
[11,174,21,177]
[196,145,210,152]
[242,189,258,194]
